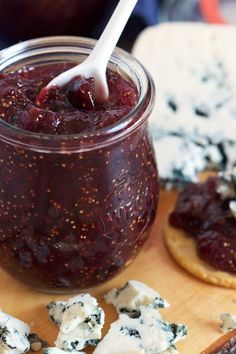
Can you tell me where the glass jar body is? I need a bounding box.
[0,124,158,291]
[0,37,158,292]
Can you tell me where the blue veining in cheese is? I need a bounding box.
[133,23,236,188]
[51,294,104,351]
[94,306,186,354]
[47,301,67,327]
[105,280,169,315]
[0,311,30,354]
[102,281,186,354]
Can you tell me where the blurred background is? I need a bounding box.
[0,0,235,51]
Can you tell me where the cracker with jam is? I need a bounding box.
[164,170,236,289]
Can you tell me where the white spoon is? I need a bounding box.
[47,0,139,103]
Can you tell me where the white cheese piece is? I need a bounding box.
[216,168,236,218]
[160,348,179,354]
[104,280,169,315]
[47,301,67,326]
[133,23,236,188]
[217,168,236,200]
[113,351,145,354]
[229,200,236,218]
[55,294,104,351]
[0,311,30,354]
[94,306,186,354]
[43,348,85,354]
[220,313,236,333]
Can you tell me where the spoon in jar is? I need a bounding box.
[44,0,139,104]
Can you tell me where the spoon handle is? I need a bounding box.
[88,0,139,69]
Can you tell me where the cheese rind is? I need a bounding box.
[104,280,169,315]
[0,311,30,354]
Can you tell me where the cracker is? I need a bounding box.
[164,222,236,289]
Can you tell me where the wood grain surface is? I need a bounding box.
[0,190,235,354]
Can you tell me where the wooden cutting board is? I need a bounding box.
[0,190,235,354]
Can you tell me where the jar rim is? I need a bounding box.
[0,36,155,153]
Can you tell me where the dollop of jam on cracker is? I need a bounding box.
[169,172,236,273]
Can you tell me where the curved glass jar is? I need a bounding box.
[0,36,158,293]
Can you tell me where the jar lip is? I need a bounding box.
[0,36,155,152]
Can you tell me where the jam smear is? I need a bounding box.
[169,177,236,273]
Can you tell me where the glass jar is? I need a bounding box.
[0,36,158,293]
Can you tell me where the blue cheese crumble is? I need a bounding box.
[0,311,30,354]
[50,294,104,351]
[47,301,67,327]
[101,281,187,354]
[94,306,186,354]
[220,313,236,333]
[104,280,169,315]
[43,348,85,354]
[133,23,236,188]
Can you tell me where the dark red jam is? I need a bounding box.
[0,63,137,134]
[169,177,236,273]
[0,62,158,291]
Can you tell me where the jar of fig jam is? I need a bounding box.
[0,37,158,293]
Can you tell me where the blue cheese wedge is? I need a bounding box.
[133,23,236,188]
[54,294,104,351]
[43,348,85,354]
[104,280,169,315]
[47,301,67,327]
[220,313,236,333]
[0,311,30,354]
[94,306,186,354]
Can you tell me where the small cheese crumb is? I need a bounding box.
[28,332,48,352]
[216,168,236,218]
[220,313,236,333]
